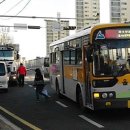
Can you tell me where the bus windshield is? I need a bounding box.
[93,39,130,77]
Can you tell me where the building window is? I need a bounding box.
[121,8,126,10]
[121,2,127,5]
[111,2,120,6]
[112,13,120,17]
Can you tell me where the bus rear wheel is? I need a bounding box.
[56,80,62,98]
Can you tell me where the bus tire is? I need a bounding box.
[56,80,62,98]
[77,88,85,111]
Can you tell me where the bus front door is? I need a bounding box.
[84,46,92,105]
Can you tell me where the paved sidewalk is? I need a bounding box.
[0,115,22,130]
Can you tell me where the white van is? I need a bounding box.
[0,61,8,92]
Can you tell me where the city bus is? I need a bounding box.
[49,23,130,110]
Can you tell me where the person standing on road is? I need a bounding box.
[33,68,49,102]
[17,63,27,87]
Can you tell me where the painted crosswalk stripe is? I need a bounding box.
[56,101,68,108]
[79,115,104,128]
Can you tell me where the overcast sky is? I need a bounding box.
[0,0,109,60]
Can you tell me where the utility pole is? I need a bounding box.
[57,12,61,40]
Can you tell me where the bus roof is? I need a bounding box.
[49,23,130,47]
[50,26,92,47]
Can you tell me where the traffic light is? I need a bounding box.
[63,26,76,30]
[28,26,41,29]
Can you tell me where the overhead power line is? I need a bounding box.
[4,0,25,15]
[15,0,32,16]
[0,0,6,4]
[0,15,98,20]
[1,0,32,20]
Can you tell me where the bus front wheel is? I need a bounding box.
[77,89,85,111]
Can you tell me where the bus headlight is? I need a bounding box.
[93,93,100,99]
[93,91,115,99]
[102,93,108,99]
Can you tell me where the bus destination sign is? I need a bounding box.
[105,29,130,39]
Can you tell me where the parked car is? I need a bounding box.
[0,61,8,92]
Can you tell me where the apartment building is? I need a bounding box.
[110,0,130,23]
[45,20,69,55]
[76,0,130,30]
[76,0,100,30]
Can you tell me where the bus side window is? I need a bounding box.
[70,50,75,65]
[63,50,70,64]
[76,48,82,65]
[56,51,60,64]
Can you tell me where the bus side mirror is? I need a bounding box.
[86,47,93,63]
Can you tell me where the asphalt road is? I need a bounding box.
[1,70,130,130]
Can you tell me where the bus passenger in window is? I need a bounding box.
[104,56,114,75]
[116,56,127,74]
[77,54,82,65]
[116,56,127,66]
[99,52,104,73]
[94,51,100,74]
[76,48,82,65]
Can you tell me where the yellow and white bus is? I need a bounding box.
[49,23,130,110]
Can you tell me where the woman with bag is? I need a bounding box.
[34,68,48,102]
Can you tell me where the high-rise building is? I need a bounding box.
[45,20,69,55]
[110,0,130,23]
[76,0,100,30]
[76,0,130,30]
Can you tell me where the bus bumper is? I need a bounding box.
[93,99,130,110]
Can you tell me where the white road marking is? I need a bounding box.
[56,101,68,108]
[29,85,33,87]
[0,114,22,130]
[79,115,104,128]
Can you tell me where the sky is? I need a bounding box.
[0,0,109,60]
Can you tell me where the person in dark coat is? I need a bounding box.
[34,68,49,102]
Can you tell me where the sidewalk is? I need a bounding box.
[0,115,22,130]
